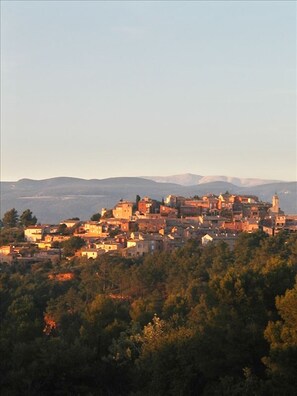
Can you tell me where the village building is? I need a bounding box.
[0,245,16,263]
[222,220,243,232]
[122,232,163,257]
[37,241,53,249]
[44,234,71,244]
[94,240,124,253]
[138,196,158,214]
[180,205,202,217]
[112,201,134,220]
[242,219,259,233]
[0,245,13,255]
[164,195,186,208]
[137,218,166,233]
[33,249,61,264]
[198,215,228,228]
[119,220,138,232]
[78,221,111,238]
[160,205,178,217]
[80,248,105,259]
[24,225,47,242]
[218,193,233,210]
[268,193,284,217]
[59,219,81,229]
[238,195,259,204]
[201,233,238,249]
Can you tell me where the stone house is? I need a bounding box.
[24,226,46,242]
[112,201,134,220]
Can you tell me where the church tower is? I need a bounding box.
[271,193,280,214]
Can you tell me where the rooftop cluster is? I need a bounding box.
[1,192,296,264]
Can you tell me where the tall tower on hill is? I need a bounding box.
[271,193,280,214]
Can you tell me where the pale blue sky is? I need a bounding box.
[1,0,296,181]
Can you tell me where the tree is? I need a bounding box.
[19,209,37,227]
[136,195,141,205]
[2,208,19,228]
[90,213,101,221]
[101,209,113,219]
[134,195,141,212]
[61,236,86,257]
[234,230,268,266]
[0,227,24,245]
[57,223,68,235]
[263,281,297,393]
[131,315,205,395]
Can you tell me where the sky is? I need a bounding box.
[1,0,296,182]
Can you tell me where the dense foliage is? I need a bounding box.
[0,208,38,246]
[1,230,297,395]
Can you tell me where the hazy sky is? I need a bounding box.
[1,1,296,182]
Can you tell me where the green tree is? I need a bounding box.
[90,212,101,221]
[61,236,85,257]
[19,209,37,227]
[101,209,113,219]
[132,315,205,395]
[136,195,141,205]
[57,223,68,235]
[2,208,19,228]
[0,227,24,245]
[45,287,84,340]
[263,280,297,393]
[4,294,43,343]
[234,230,268,266]
[133,194,141,212]
[81,294,130,354]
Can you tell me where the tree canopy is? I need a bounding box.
[19,209,38,227]
[1,231,297,395]
[2,208,19,228]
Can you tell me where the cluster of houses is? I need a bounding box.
[1,192,297,264]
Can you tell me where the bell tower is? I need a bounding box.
[271,193,279,214]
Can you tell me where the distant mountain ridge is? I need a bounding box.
[142,173,284,187]
[1,176,296,223]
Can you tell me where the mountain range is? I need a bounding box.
[142,173,283,187]
[1,174,296,224]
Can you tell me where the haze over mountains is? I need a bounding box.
[1,174,296,223]
[142,173,283,187]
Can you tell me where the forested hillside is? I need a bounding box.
[1,231,297,395]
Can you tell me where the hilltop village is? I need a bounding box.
[1,191,297,395]
[1,191,297,264]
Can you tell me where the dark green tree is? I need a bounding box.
[19,209,37,227]
[2,208,19,228]
[0,227,24,245]
[90,213,101,221]
[134,194,141,212]
[57,223,68,235]
[136,195,141,205]
[61,236,86,257]
[263,280,297,394]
